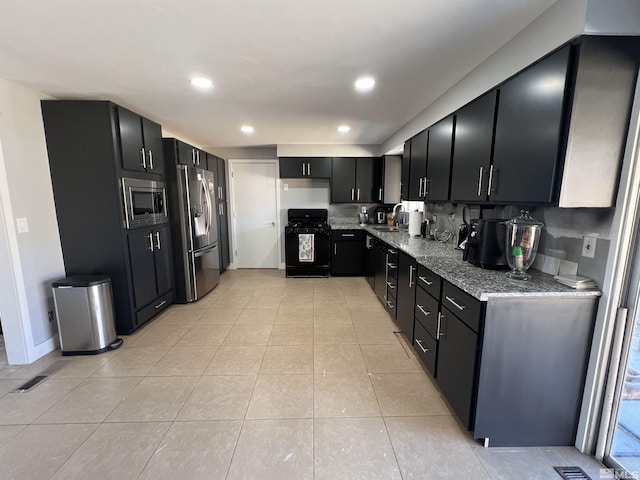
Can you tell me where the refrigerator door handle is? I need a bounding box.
[182,166,195,252]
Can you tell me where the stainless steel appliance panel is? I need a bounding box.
[185,167,217,251]
[192,245,220,300]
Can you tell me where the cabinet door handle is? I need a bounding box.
[148,150,154,170]
[415,338,430,353]
[437,312,442,339]
[302,163,306,176]
[416,304,430,317]
[334,244,337,256]
[418,177,423,197]
[155,231,161,249]
[386,281,396,289]
[357,188,360,201]
[409,265,415,287]
[488,165,495,195]
[424,177,429,197]
[379,188,382,201]
[147,233,154,251]
[477,166,484,196]
[445,295,466,311]
[418,276,433,286]
[196,150,200,165]
[140,148,147,169]
[307,163,311,175]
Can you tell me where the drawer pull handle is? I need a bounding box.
[387,263,397,269]
[418,276,433,286]
[388,249,397,255]
[154,300,167,309]
[445,295,466,311]
[416,304,430,316]
[415,339,430,353]
[386,300,395,308]
[386,282,396,289]
[342,234,355,237]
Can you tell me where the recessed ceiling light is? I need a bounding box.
[338,125,351,133]
[241,125,254,134]
[191,77,213,89]
[354,76,375,92]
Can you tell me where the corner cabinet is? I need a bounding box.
[279,157,331,178]
[41,100,174,335]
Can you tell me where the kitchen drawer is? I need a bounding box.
[136,290,173,329]
[333,230,364,241]
[417,264,442,300]
[386,276,398,296]
[385,291,397,318]
[442,281,483,333]
[415,286,440,339]
[387,257,398,280]
[413,320,437,377]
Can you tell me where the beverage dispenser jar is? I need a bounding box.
[505,210,543,280]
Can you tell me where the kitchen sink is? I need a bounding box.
[370,225,399,232]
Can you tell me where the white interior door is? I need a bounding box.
[230,161,278,268]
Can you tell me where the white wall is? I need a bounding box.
[380,0,589,154]
[0,78,65,363]
[277,144,379,157]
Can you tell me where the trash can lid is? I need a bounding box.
[52,275,111,288]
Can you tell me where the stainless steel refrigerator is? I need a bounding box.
[169,164,220,302]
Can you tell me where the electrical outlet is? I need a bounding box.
[48,310,54,322]
[582,236,597,259]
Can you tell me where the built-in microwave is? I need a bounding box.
[121,177,168,229]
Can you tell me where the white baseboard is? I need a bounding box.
[279,262,286,270]
[30,335,59,362]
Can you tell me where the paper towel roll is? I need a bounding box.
[409,210,423,236]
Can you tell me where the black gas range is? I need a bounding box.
[285,209,331,277]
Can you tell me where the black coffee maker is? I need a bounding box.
[463,219,508,269]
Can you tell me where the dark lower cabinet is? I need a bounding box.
[436,305,480,430]
[395,252,417,341]
[128,226,174,310]
[331,230,364,275]
[413,320,437,376]
[365,235,375,289]
[373,241,387,303]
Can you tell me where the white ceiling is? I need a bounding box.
[0,0,558,150]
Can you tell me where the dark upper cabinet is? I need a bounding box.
[425,115,454,202]
[331,157,381,203]
[450,91,497,203]
[279,157,331,178]
[491,47,571,204]
[331,157,357,202]
[401,141,411,201]
[408,130,428,200]
[172,139,206,167]
[355,157,382,203]
[118,106,164,174]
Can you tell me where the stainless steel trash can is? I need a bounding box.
[52,276,122,355]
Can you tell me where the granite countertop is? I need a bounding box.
[329,221,601,301]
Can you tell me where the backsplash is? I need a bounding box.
[423,202,614,288]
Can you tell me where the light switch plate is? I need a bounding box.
[16,217,29,233]
[582,236,597,259]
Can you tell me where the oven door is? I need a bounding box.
[285,230,330,267]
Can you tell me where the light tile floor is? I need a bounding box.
[0,270,607,479]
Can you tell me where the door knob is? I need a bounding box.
[272,221,276,226]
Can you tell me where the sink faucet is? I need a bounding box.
[392,203,404,224]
